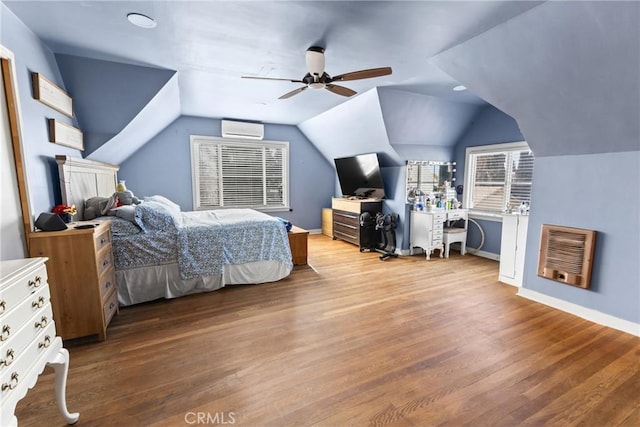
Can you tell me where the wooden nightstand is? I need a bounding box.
[28,221,117,341]
[287,226,309,266]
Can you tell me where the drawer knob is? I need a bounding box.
[102,259,110,267]
[32,296,45,309]
[1,372,19,391]
[0,349,14,367]
[109,302,115,310]
[35,316,48,329]
[38,335,52,349]
[0,325,10,341]
[100,237,107,244]
[28,278,41,289]
[0,300,5,315]
[105,281,111,290]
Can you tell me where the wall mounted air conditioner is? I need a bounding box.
[221,120,264,140]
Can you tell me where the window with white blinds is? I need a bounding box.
[463,142,534,215]
[190,136,289,211]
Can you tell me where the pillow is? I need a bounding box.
[134,201,181,233]
[144,195,181,214]
[110,205,136,222]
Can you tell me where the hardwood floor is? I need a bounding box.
[14,235,640,426]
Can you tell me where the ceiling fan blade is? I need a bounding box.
[325,84,356,97]
[279,86,308,99]
[242,76,304,83]
[332,67,392,82]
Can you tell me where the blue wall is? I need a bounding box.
[523,152,639,323]
[1,5,82,218]
[118,116,334,231]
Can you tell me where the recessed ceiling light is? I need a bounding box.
[127,13,156,29]
[453,85,467,92]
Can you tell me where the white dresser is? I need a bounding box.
[410,209,468,260]
[0,258,79,426]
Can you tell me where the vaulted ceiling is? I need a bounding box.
[4,1,638,167]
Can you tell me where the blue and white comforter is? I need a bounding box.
[177,209,292,279]
[110,197,292,280]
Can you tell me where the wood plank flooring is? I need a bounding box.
[14,235,640,426]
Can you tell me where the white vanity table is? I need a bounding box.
[410,209,468,260]
[0,258,79,426]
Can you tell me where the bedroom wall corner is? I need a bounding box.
[118,116,334,231]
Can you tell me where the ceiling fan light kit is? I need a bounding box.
[242,46,392,99]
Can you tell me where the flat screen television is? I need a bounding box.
[334,153,386,199]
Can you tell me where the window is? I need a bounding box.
[190,136,289,211]
[464,141,534,216]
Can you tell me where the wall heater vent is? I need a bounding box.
[537,224,596,289]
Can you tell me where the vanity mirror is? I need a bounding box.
[406,160,456,203]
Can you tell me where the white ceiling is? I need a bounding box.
[3,0,544,125]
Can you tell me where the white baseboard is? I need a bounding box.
[466,249,499,261]
[308,228,322,234]
[517,288,640,337]
[398,247,499,260]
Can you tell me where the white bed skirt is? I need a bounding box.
[116,261,292,306]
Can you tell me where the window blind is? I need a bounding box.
[191,137,289,210]
[466,143,534,214]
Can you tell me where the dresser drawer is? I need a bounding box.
[0,286,51,345]
[99,268,116,303]
[0,264,47,318]
[95,228,112,252]
[433,212,447,222]
[333,210,359,226]
[447,210,466,221]
[103,290,118,326]
[0,303,54,375]
[0,321,56,400]
[97,247,114,277]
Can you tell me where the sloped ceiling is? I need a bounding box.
[3,0,548,165]
[431,0,640,157]
[86,74,181,165]
[378,88,478,147]
[298,88,400,166]
[55,54,176,155]
[299,87,480,167]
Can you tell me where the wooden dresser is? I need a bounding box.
[331,198,382,250]
[28,221,118,341]
[0,258,79,426]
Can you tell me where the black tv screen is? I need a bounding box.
[334,153,386,199]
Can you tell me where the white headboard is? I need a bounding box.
[56,155,119,220]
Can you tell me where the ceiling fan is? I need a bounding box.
[242,46,392,99]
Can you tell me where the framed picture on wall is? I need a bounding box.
[32,72,73,117]
[48,119,84,151]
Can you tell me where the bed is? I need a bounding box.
[56,155,293,306]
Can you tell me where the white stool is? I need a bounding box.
[443,227,467,258]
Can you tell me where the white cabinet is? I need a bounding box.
[0,258,79,426]
[410,210,446,260]
[499,214,529,286]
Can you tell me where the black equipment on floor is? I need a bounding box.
[375,213,399,261]
[358,212,379,251]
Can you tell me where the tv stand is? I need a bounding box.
[331,198,382,250]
